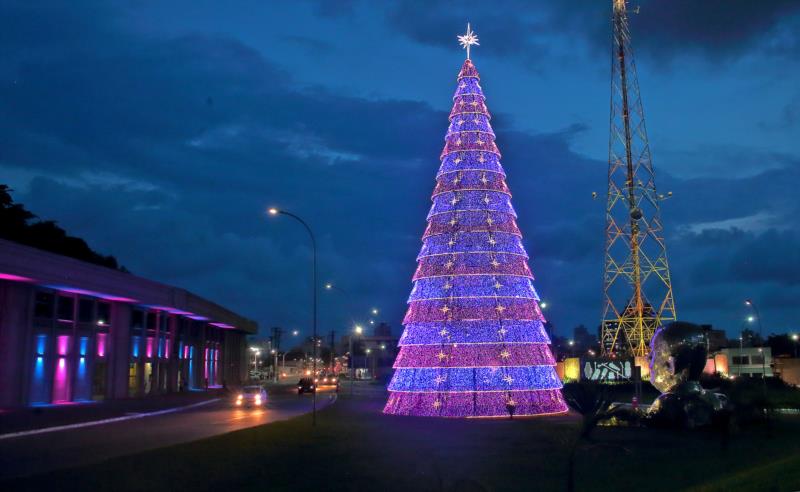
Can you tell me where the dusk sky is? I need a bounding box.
[2,0,799,341]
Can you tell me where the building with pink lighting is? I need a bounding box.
[0,239,257,408]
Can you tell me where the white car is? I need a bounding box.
[235,385,267,407]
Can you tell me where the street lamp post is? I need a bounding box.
[745,299,766,379]
[271,349,278,383]
[738,335,743,378]
[268,207,318,426]
[249,347,260,374]
[350,325,363,396]
[793,334,799,358]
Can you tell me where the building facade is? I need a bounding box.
[720,347,773,378]
[774,357,800,387]
[0,239,257,408]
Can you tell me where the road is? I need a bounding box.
[0,386,336,480]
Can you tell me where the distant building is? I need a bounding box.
[721,347,773,378]
[373,322,392,337]
[773,357,800,387]
[0,239,256,408]
[573,324,598,351]
[700,325,728,352]
[341,324,399,380]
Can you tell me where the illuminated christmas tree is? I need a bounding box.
[384,25,567,418]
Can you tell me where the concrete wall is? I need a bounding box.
[775,358,800,386]
[0,282,33,407]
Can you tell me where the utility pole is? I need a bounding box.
[271,327,283,352]
[329,330,336,371]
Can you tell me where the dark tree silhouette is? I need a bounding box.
[0,185,127,271]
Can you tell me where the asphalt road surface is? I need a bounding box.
[0,387,336,480]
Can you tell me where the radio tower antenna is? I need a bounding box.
[601,0,676,357]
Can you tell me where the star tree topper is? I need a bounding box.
[457,23,479,59]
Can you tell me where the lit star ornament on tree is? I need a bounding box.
[383,26,567,418]
[457,23,479,60]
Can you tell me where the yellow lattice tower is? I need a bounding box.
[601,0,676,357]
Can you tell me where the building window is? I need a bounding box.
[97,302,111,327]
[78,299,94,323]
[732,356,750,365]
[128,363,138,397]
[96,332,108,358]
[57,296,75,321]
[131,309,144,331]
[751,355,765,365]
[131,335,141,358]
[34,291,55,319]
[146,312,157,331]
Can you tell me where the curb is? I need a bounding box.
[0,398,220,441]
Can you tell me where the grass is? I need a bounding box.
[5,384,800,492]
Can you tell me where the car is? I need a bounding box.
[316,373,340,391]
[297,377,316,395]
[235,385,267,407]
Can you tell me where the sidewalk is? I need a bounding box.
[0,389,228,435]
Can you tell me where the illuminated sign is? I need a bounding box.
[583,358,632,381]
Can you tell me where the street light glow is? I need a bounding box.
[372,308,379,315]
[792,334,799,341]
[747,316,755,323]
[267,207,279,215]
[540,302,548,309]
[354,325,363,334]
[325,283,332,289]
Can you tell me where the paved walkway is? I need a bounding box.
[0,385,337,479]
[0,389,228,435]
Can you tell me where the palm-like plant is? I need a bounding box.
[562,382,614,492]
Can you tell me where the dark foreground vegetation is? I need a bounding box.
[0,185,125,271]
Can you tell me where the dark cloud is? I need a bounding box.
[282,35,333,58]
[668,226,800,331]
[759,94,800,132]
[303,0,358,19]
[549,0,800,61]
[381,0,800,65]
[685,228,800,287]
[385,1,550,67]
[1,1,798,339]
